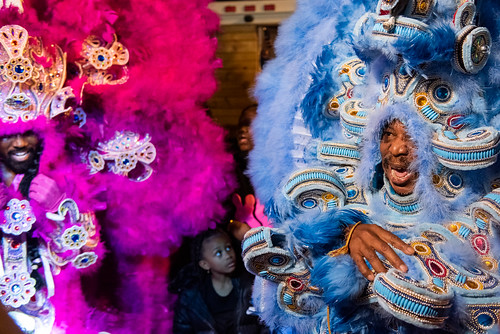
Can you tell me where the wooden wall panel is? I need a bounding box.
[207,25,260,130]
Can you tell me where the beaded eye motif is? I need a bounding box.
[325,58,366,119]
[378,64,419,106]
[412,78,457,124]
[432,168,465,198]
[242,227,323,316]
[78,34,129,86]
[89,131,156,182]
[283,168,347,212]
[1,199,36,235]
[72,252,98,269]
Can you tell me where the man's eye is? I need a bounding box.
[225,246,231,251]
[383,131,394,138]
[215,251,222,257]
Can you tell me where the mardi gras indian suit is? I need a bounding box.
[242,0,500,333]
[0,24,103,333]
[0,0,237,332]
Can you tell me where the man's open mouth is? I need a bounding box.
[9,149,31,162]
[389,166,414,185]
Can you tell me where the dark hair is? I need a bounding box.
[169,228,231,293]
[238,104,257,127]
[191,228,229,266]
[20,143,42,198]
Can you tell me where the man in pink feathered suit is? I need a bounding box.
[0,20,102,333]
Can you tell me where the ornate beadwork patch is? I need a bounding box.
[242,227,323,316]
[89,131,156,182]
[1,199,36,235]
[0,25,73,123]
[72,252,98,269]
[77,34,129,86]
[284,169,347,211]
[0,271,36,308]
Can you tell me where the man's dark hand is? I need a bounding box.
[348,224,415,281]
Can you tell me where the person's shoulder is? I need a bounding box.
[176,284,203,307]
[169,262,203,294]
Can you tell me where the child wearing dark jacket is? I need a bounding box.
[172,228,268,334]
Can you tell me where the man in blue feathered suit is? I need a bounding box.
[241,0,500,333]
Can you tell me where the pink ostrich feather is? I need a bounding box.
[84,1,235,332]
[51,267,100,334]
[87,0,235,256]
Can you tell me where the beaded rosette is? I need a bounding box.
[0,271,36,308]
[1,199,36,235]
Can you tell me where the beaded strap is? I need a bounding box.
[327,221,362,257]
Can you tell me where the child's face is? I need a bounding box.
[199,234,236,276]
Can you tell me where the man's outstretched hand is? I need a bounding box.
[348,224,415,281]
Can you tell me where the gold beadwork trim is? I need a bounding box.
[327,221,362,257]
[327,305,331,334]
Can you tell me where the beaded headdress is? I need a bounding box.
[0,25,73,123]
[355,0,492,74]
[0,23,157,182]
